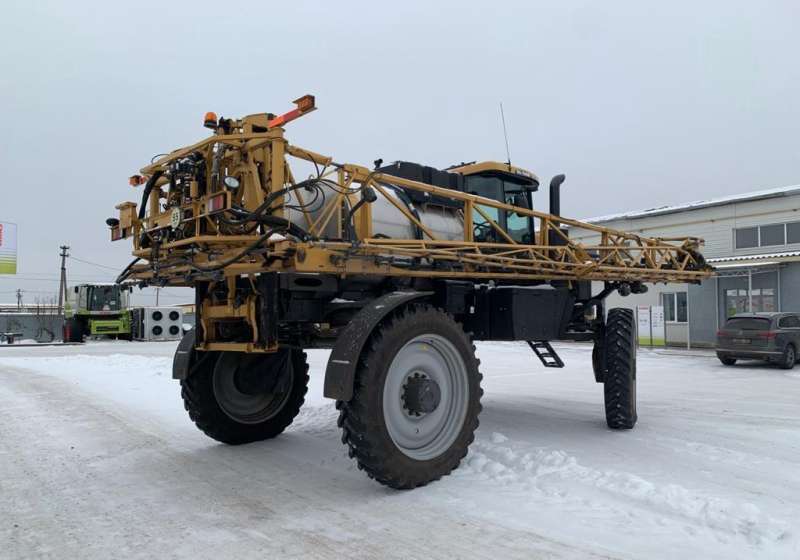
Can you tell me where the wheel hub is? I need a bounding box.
[402,372,442,416]
[382,334,470,461]
[233,366,279,395]
[213,351,293,424]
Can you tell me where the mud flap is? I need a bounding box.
[323,291,432,401]
[172,328,196,380]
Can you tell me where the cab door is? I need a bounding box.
[466,176,503,242]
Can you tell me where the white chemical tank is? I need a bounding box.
[285,178,464,241]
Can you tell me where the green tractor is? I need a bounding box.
[63,283,132,342]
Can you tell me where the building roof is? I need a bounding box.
[708,250,800,266]
[582,184,800,224]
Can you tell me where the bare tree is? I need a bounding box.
[33,295,58,342]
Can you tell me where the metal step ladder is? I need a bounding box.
[527,340,565,368]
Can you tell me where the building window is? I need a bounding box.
[735,221,800,249]
[722,285,777,317]
[759,223,785,247]
[751,288,777,312]
[724,288,749,317]
[787,222,800,245]
[663,292,687,323]
[734,227,758,249]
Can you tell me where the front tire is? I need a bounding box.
[181,348,309,445]
[603,308,637,429]
[338,304,482,489]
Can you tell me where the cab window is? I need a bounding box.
[504,189,532,243]
[467,176,503,242]
[466,175,533,243]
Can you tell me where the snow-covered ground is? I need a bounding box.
[1,341,797,559]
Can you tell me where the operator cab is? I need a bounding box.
[72,284,129,312]
[447,161,539,244]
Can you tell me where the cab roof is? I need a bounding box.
[446,161,539,186]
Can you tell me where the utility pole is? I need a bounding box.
[16,288,23,310]
[57,245,69,316]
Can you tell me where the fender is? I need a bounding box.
[323,291,433,401]
[172,328,196,380]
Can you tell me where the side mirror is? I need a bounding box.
[73,287,79,293]
[512,192,529,211]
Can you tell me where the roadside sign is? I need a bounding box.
[637,305,666,347]
[637,305,650,345]
[0,222,17,274]
[650,306,665,346]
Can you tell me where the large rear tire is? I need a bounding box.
[181,348,309,445]
[337,304,482,489]
[603,308,637,429]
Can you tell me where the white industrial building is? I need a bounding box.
[569,185,800,347]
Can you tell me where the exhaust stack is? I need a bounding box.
[549,174,566,216]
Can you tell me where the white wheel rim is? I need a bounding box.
[382,334,469,461]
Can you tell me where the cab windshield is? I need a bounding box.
[466,175,534,243]
[87,285,124,311]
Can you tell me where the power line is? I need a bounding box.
[68,255,121,272]
[0,289,55,294]
[7,271,111,278]
[0,276,111,283]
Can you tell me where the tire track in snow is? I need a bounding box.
[460,432,790,546]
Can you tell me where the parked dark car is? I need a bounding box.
[716,312,800,369]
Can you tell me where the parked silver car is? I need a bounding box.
[716,312,800,369]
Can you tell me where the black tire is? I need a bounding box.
[337,304,482,489]
[63,317,84,343]
[603,308,637,429]
[180,348,309,445]
[718,355,737,366]
[779,344,796,370]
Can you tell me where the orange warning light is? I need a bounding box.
[204,111,218,129]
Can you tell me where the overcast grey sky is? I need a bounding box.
[1,0,798,303]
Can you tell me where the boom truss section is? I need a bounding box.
[112,99,712,287]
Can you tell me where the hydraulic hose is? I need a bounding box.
[115,257,141,284]
[187,217,310,272]
[138,170,164,220]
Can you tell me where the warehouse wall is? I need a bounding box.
[689,280,717,346]
[780,263,800,313]
[569,192,800,260]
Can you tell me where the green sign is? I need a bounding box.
[0,222,18,274]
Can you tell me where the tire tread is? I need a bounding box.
[181,349,309,445]
[603,308,637,430]
[337,304,482,489]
